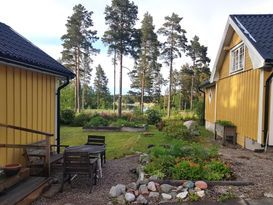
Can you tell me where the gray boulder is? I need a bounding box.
[109,184,126,197]
[160,184,174,193]
[125,192,136,202]
[136,195,148,204]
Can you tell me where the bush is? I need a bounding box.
[163,121,192,140]
[146,109,162,125]
[72,113,91,126]
[60,109,75,125]
[83,115,109,128]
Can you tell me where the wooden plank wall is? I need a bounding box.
[0,64,56,166]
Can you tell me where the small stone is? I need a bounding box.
[264,192,273,198]
[188,189,195,194]
[136,194,148,204]
[134,190,139,196]
[149,175,158,181]
[125,192,136,202]
[136,179,149,186]
[147,181,157,191]
[116,195,126,205]
[170,191,177,199]
[161,193,172,200]
[127,182,137,190]
[196,190,205,198]
[183,181,195,189]
[160,184,174,193]
[109,184,126,197]
[149,192,160,199]
[194,187,201,192]
[139,184,149,195]
[195,181,208,190]
[107,202,114,205]
[177,186,184,191]
[176,191,188,199]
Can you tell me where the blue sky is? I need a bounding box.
[1,0,273,94]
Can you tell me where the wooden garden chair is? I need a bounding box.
[86,135,106,165]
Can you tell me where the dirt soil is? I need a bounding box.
[33,155,139,205]
[210,145,273,200]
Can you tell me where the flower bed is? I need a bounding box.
[143,142,232,181]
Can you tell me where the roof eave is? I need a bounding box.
[210,16,265,82]
[0,57,75,79]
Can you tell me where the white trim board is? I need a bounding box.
[210,16,265,83]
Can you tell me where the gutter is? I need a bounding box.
[56,77,70,153]
[263,63,273,145]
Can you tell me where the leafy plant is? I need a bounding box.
[163,122,192,140]
[83,114,109,128]
[204,160,232,181]
[216,120,234,126]
[188,192,200,202]
[60,109,75,125]
[218,191,235,202]
[146,109,162,125]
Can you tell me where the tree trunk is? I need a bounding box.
[82,84,85,110]
[190,74,194,110]
[76,47,80,113]
[140,71,145,113]
[113,50,117,111]
[167,58,173,118]
[118,53,123,117]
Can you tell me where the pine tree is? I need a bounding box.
[61,4,99,113]
[158,13,187,117]
[102,0,138,117]
[186,35,210,109]
[129,12,161,112]
[94,64,111,108]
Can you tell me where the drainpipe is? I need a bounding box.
[198,87,206,126]
[56,76,70,153]
[264,67,273,145]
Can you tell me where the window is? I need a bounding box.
[230,43,244,73]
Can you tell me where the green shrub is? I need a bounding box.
[216,120,234,126]
[163,121,192,140]
[146,109,162,125]
[72,113,91,126]
[60,109,75,125]
[83,115,109,128]
[144,155,176,179]
[172,160,204,180]
[110,118,144,127]
[204,160,232,180]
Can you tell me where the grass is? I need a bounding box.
[60,126,180,160]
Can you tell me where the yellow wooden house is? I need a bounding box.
[202,14,273,148]
[0,22,74,166]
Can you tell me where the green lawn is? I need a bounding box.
[60,126,177,159]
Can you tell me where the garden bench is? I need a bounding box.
[23,140,68,175]
[86,135,106,165]
[61,151,98,193]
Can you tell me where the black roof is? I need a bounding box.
[230,14,273,62]
[0,22,75,78]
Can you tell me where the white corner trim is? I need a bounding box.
[229,18,264,69]
[210,16,265,83]
[257,70,264,144]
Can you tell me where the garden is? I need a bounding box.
[54,108,241,204]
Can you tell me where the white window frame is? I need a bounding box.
[230,42,245,74]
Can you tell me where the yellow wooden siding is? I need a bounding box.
[219,32,253,79]
[0,64,56,166]
[216,69,260,146]
[205,86,216,123]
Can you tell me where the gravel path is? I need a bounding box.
[213,146,273,200]
[33,155,139,205]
